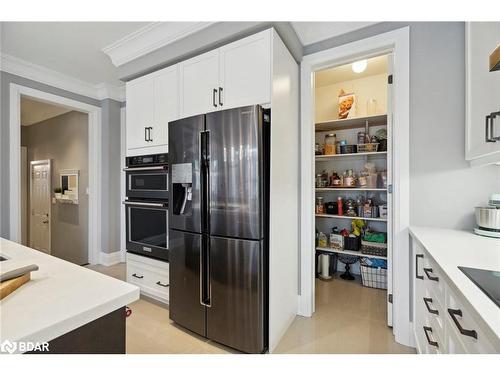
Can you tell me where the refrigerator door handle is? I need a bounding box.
[200,235,211,307]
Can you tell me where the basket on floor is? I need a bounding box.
[360,258,387,289]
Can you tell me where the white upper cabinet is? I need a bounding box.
[126,65,179,155]
[466,22,500,166]
[219,30,271,109]
[179,50,220,118]
[126,77,155,151]
[179,29,272,118]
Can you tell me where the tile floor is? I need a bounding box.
[87,263,415,354]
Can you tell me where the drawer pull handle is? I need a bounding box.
[423,268,439,282]
[423,326,439,348]
[423,297,439,315]
[156,281,169,288]
[448,308,478,339]
[132,273,144,279]
[415,254,424,280]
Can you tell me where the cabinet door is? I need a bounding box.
[466,22,500,163]
[219,30,271,110]
[126,78,155,150]
[151,65,179,149]
[180,50,220,118]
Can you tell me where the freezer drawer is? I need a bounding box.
[206,236,267,353]
[168,229,206,337]
[206,106,264,240]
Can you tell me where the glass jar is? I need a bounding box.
[324,133,337,155]
[316,196,324,214]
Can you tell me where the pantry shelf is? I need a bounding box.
[316,151,387,160]
[315,114,387,133]
[315,214,387,222]
[316,246,387,260]
[316,187,387,192]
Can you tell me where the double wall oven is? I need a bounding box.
[124,153,169,261]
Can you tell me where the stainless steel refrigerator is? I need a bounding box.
[168,105,269,353]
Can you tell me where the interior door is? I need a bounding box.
[219,29,271,110]
[206,106,263,240]
[168,229,206,337]
[126,77,155,150]
[151,65,179,149]
[30,160,51,253]
[180,50,220,118]
[386,53,394,327]
[206,236,266,353]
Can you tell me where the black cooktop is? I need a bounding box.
[459,266,500,308]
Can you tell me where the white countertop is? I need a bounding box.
[409,226,500,340]
[0,238,139,352]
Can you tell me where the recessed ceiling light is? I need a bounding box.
[352,59,367,73]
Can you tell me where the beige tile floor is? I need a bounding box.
[87,263,415,354]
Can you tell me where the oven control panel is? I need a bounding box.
[126,153,168,167]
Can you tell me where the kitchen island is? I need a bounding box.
[0,238,139,354]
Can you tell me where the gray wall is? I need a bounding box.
[0,71,123,255]
[21,111,89,264]
[305,22,500,230]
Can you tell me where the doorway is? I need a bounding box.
[299,27,411,347]
[29,160,52,254]
[10,84,102,265]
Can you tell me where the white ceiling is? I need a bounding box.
[315,54,387,87]
[1,22,149,87]
[291,22,377,45]
[21,96,72,126]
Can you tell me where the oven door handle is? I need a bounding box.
[122,201,167,208]
[123,166,167,171]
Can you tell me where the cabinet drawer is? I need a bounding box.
[127,253,169,304]
[423,256,445,307]
[420,320,443,354]
[422,289,445,341]
[445,286,496,353]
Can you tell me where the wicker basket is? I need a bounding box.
[357,143,379,153]
[360,258,387,289]
[361,240,387,257]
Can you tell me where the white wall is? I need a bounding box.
[315,73,387,123]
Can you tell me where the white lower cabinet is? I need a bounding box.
[126,252,169,304]
[412,239,499,354]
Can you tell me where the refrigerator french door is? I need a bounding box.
[169,105,269,353]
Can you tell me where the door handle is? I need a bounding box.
[423,326,439,348]
[148,127,153,142]
[415,254,424,280]
[213,88,218,108]
[423,268,439,282]
[486,111,500,142]
[448,308,477,339]
[423,297,439,315]
[145,127,148,142]
[132,273,144,279]
[218,87,223,106]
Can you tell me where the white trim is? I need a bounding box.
[9,84,102,265]
[99,251,122,266]
[299,27,411,347]
[102,22,216,67]
[1,53,125,101]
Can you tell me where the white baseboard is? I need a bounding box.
[99,251,122,266]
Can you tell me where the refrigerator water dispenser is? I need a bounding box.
[172,163,193,216]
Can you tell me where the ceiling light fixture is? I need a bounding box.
[352,59,367,73]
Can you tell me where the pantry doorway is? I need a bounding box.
[299,27,411,347]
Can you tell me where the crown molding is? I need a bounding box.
[0,53,125,102]
[102,22,216,67]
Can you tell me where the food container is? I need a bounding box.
[316,197,325,214]
[340,145,357,154]
[324,133,337,155]
[379,205,388,219]
[366,174,378,188]
[475,206,500,231]
[357,143,379,153]
[325,201,338,215]
[344,236,361,251]
[330,233,344,250]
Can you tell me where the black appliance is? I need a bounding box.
[124,153,169,261]
[125,153,168,200]
[458,266,500,308]
[168,105,270,354]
